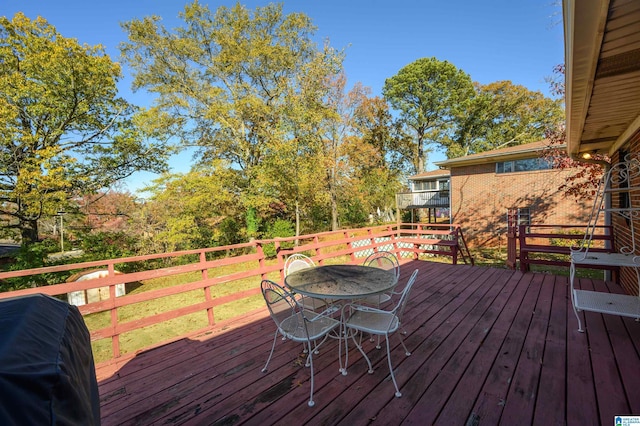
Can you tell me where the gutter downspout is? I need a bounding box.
[570,153,612,280]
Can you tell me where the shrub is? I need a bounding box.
[262,219,295,258]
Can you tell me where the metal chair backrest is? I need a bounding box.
[393,269,419,321]
[284,254,315,276]
[261,280,304,336]
[363,251,400,279]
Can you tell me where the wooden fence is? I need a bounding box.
[0,223,470,364]
[510,224,615,272]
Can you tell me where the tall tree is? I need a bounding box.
[350,92,407,221]
[445,80,564,158]
[383,57,475,173]
[120,1,342,238]
[0,13,168,244]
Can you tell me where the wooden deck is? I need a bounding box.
[95,260,640,425]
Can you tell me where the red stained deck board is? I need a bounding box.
[566,277,600,426]
[367,267,510,425]
[393,268,514,424]
[585,279,633,424]
[94,261,640,426]
[466,272,543,425]
[433,270,531,425]
[499,272,555,424]
[532,274,568,426]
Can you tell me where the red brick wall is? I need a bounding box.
[450,162,594,248]
[611,131,640,297]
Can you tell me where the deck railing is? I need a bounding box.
[512,224,615,272]
[0,223,470,364]
[396,190,450,209]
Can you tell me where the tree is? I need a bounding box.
[140,163,239,252]
[0,13,168,244]
[541,64,605,199]
[350,92,407,221]
[445,80,564,158]
[383,57,475,173]
[120,1,342,238]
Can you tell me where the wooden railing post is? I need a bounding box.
[518,224,529,272]
[201,250,215,327]
[256,241,267,279]
[107,261,121,359]
[345,231,355,262]
[506,226,517,270]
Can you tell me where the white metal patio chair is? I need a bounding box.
[340,269,419,398]
[260,279,340,407]
[284,253,326,311]
[359,251,400,305]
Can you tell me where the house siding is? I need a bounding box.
[450,162,593,248]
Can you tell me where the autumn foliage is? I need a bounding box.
[541,64,606,200]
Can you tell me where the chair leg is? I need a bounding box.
[262,330,279,373]
[351,332,374,374]
[397,331,411,356]
[306,340,316,407]
[384,335,402,398]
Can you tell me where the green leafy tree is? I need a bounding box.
[140,163,239,252]
[120,1,342,238]
[0,13,168,244]
[383,57,475,173]
[350,92,407,220]
[445,80,564,157]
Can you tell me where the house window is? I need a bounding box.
[413,180,437,191]
[517,208,531,226]
[507,207,531,232]
[496,158,553,174]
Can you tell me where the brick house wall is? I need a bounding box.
[609,131,640,297]
[449,162,594,248]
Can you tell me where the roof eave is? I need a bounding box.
[564,0,613,157]
[435,145,564,168]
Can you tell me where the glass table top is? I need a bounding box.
[284,264,397,299]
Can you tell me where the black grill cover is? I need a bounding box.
[0,294,100,425]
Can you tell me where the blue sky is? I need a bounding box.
[3,0,564,193]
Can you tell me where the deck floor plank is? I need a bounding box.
[586,279,633,424]
[94,260,640,425]
[467,271,541,425]
[352,266,502,425]
[432,269,528,425]
[392,267,512,425]
[532,274,568,426]
[566,277,600,426]
[499,272,555,424]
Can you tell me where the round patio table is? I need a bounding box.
[284,264,397,299]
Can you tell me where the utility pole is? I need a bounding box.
[57,211,65,253]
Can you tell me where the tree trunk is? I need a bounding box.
[328,169,339,231]
[331,191,339,231]
[20,218,39,245]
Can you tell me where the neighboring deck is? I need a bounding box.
[96,260,640,425]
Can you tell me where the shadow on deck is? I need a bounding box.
[96,260,640,425]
